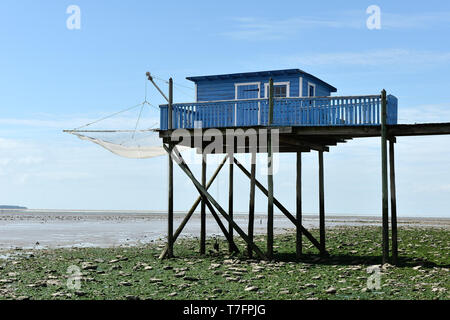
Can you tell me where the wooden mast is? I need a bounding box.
[267,78,274,259]
[248,151,256,258]
[167,78,174,258]
[381,89,390,264]
[318,150,326,255]
[200,153,207,254]
[228,154,234,253]
[296,152,302,258]
[389,138,398,264]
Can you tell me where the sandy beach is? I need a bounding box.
[0,209,448,251]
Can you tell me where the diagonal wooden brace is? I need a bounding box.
[164,145,267,260]
[233,157,326,254]
[200,191,240,254]
[159,155,229,259]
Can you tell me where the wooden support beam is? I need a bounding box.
[389,138,398,264]
[233,158,324,253]
[267,78,274,259]
[381,89,390,264]
[195,144,311,154]
[228,154,234,253]
[164,145,266,260]
[296,152,302,258]
[200,154,207,255]
[159,155,228,259]
[318,151,326,255]
[167,143,174,258]
[201,193,240,254]
[280,136,329,152]
[248,152,256,258]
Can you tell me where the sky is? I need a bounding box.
[0,0,450,217]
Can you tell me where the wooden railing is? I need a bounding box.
[160,94,398,130]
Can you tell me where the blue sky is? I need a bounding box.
[1,0,450,217]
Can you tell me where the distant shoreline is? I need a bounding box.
[0,211,448,250]
[0,208,449,220]
[0,205,27,210]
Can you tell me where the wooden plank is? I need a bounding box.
[381,90,390,264]
[296,152,302,258]
[389,138,398,264]
[248,152,256,258]
[228,154,234,253]
[165,145,267,260]
[279,136,329,152]
[159,122,450,141]
[388,123,450,136]
[318,151,326,255]
[160,155,228,259]
[233,157,324,253]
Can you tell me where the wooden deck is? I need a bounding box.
[158,122,450,154]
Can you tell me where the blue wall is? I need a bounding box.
[194,72,335,102]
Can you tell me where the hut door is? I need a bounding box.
[235,82,260,126]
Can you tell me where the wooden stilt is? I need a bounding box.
[389,138,398,264]
[160,155,228,259]
[381,89,390,264]
[167,143,174,258]
[200,154,207,255]
[233,157,324,253]
[164,145,266,260]
[296,152,302,258]
[318,151,326,255]
[248,152,256,258]
[267,78,274,259]
[228,154,234,253]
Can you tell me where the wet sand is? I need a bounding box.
[0,209,449,250]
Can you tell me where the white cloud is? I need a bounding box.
[400,103,450,124]
[283,49,450,67]
[382,12,450,29]
[222,11,450,41]
[222,16,361,40]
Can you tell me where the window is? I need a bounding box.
[273,85,287,98]
[308,83,316,97]
[264,82,290,98]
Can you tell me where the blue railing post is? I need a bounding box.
[387,95,398,125]
[168,78,173,130]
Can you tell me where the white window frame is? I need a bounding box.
[264,81,290,98]
[307,82,316,97]
[299,77,303,97]
[234,82,261,100]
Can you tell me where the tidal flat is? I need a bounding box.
[0,226,448,300]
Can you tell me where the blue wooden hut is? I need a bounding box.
[160,68,397,129]
[188,69,337,101]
